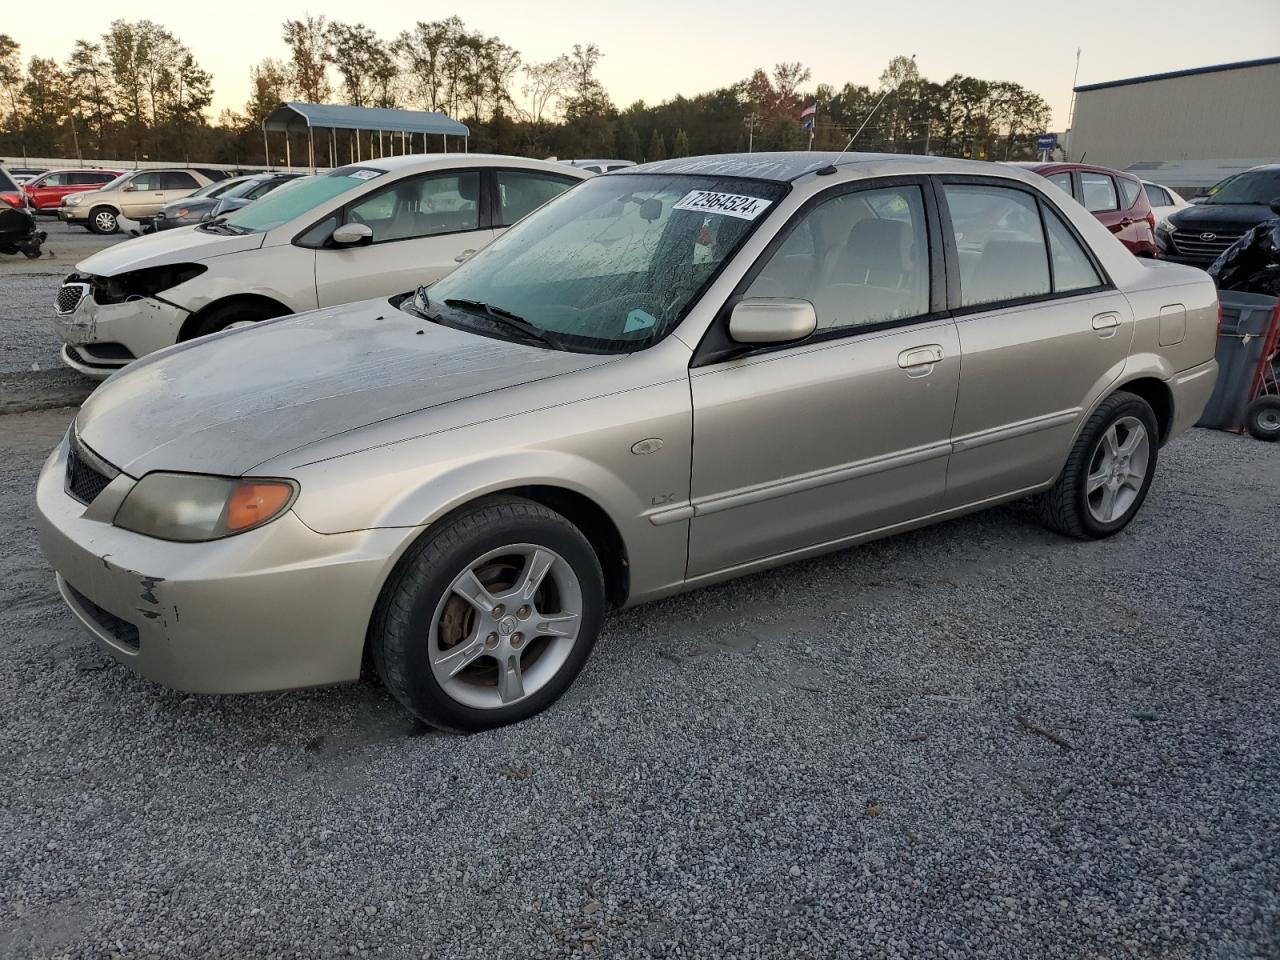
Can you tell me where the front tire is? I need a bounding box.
[1037,391,1160,540]
[372,497,606,732]
[87,207,118,234]
[187,301,278,339]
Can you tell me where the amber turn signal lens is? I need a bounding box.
[225,481,293,531]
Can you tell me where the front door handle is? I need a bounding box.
[454,249,477,263]
[1092,312,1120,338]
[898,344,944,376]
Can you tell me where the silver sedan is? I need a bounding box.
[37,152,1220,730]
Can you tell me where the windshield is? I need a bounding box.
[218,166,385,233]
[1206,169,1280,205]
[425,173,787,353]
[196,177,249,199]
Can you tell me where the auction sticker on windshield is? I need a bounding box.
[673,190,772,220]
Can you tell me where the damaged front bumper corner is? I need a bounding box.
[54,288,190,379]
[35,435,407,694]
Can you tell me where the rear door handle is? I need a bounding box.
[898,344,944,376]
[1092,312,1120,338]
[454,249,477,263]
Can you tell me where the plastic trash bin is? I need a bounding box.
[1197,291,1280,431]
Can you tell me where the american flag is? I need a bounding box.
[799,103,817,119]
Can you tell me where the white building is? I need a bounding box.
[1069,56,1280,193]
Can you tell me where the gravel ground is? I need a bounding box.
[0,221,121,412]
[1,404,1277,959]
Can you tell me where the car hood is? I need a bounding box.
[76,225,266,276]
[76,299,617,478]
[1169,203,1275,232]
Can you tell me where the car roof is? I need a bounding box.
[618,151,1052,185]
[354,153,592,177]
[1008,160,1139,180]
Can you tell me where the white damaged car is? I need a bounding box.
[52,154,588,377]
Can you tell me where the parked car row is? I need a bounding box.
[53,155,589,375]
[37,149,1221,731]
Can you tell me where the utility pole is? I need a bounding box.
[744,112,758,152]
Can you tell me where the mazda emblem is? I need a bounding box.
[1199,232,1217,241]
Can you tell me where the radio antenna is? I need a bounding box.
[833,54,917,161]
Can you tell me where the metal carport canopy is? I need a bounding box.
[262,102,469,138]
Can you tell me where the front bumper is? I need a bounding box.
[36,434,408,694]
[58,206,87,223]
[54,284,189,375]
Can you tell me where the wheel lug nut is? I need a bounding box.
[517,605,531,619]
[511,632,524,648]
[484,632,498,649]
[492,604,505,617]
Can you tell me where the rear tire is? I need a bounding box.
[372,496,606,732]
[1036,391,1160,540]
[1245,396,1280,442]
[87,207,118,234]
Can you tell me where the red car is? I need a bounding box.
[20,168,122,212]
[1009,162,1158,257]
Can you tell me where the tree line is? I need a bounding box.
[0,20,1053,167]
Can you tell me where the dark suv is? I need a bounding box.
[1156,165,1280,266]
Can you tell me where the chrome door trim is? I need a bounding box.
[950,408,1081,454]
[683,480,1051,588]
[684,440,952,521]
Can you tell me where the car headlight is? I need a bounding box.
[64,195,84,206]
[93,263,207,303]
[114,473,297,542]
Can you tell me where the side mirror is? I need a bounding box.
[331,222,374,247]
[728,298,817,345]
[121,184,137,192]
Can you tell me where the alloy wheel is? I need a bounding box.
[428,544,583,710]
[1085,416,1150,523]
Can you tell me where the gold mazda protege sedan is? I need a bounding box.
[37,153,1220,731]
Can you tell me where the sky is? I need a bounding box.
[7,0,1280,130]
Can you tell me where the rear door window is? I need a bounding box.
[1046,172,1074,197]
[161,172,199,190]
[1079,173,1119,212]
[495,170,579,226]
[1144,184,1171,206]
[943,183,1050,307]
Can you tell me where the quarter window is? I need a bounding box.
[1043,207,1102,292]
[346,171,480,243]
[744,185,931,332]
[943,183,1050,307]
[495,171,578,227]
[1079,173,1119,212]
[1117,177,1142,208]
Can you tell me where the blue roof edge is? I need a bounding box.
[1074,55,1280,93]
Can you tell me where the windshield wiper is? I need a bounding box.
[443,298,567,351]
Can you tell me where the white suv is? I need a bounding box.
[54,155,589,377]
